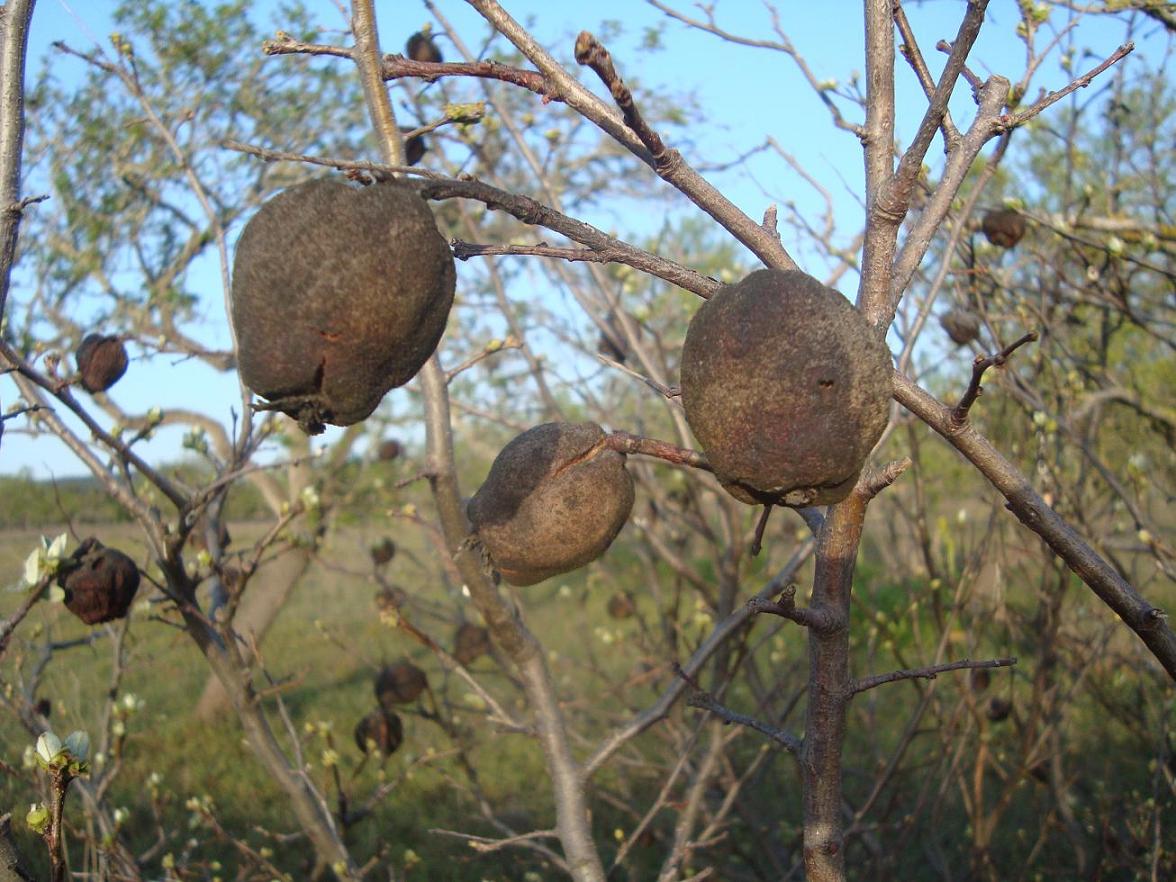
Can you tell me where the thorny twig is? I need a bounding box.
[950,332,1038,430]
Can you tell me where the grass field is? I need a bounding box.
[1,508,1172,881]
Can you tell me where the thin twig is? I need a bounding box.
[681,680,801,754]
[605,431,711,471]
[950,332,1038,429]
[1003,42,1134,131]
[849,657,1017,696]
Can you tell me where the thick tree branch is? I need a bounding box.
[0,0,36,321]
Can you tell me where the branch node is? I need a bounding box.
[950,331,1038,430]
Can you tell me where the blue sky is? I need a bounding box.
[2,0,1160,478]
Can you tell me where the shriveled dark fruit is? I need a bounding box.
[406,31,442,63]
[231,178,455,434]
[597,312,642,365]
[34,698,51,718]
[370,537,396,566]
[400,127,427,166]
[375,660,428,707]
[467,422,635,586]
[981,208,1027,248]
[453,622,491,666]
[377,438,403,461]
[680,269,893,507]
[607,591,636,620]
[986,696,1012,722]
[354,707,404,756]
[75,334,129,393]
[940,308,981,346]
[56,538,141,625]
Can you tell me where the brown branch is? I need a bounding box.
[893,3,960,147]
[750,504,773,557]
[849,657,1017,696]
[0,578,47,660]
[685,688,802,754]
[604,431,711,472]
[574,32,668,167]
[464,0,795,270]
[221,141,721,300]
[747,584,841,632]
[1003,42,1134,131]
[950,332,1038,430]
[0,0,36,322]
[583,538,815,777]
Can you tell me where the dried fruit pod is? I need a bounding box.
[56,538,140,625]
[986,696,1012,722]
[969,667,991,693]
[680,269,893,507]
[597,312,642,365]
[453,622,491,666]
[981,208,1027,248]
[940,308,981,346]
[406,31,442,63]
[467,422,635,586]
[75,334,128,393]
[377,439,403,461]
[354,707,404,756]
[375,660,428,707]
[370,537,396,566]
[400,127,428,166]
[230,179,456,434]
[607,591,636,620]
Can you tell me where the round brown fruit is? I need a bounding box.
[680,269,893,507]
[400,127,427,166]
[607,592,636,620]
[56,538,141,625]
[375,660,428,708]
[940,308,981,346]
[453,622,491,666]
[406,31,443,63]
[354,707,404,756]
[230,179,455,434]
[981,209,1027,248]
[75,334,129,394]
[370,537,396,566]
[377,438,403,461]
[467,422,635,586]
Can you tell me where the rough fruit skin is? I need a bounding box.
[467,422,635,586]
[230,179,455,434]
[354,708,404,756]
[453,622,490,666]
[680,269,893,507]
[981,209,1027,248]
[941,308,981,346]
[375,661,428,707]
[56,538,140,625]
[75,334,129,393]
